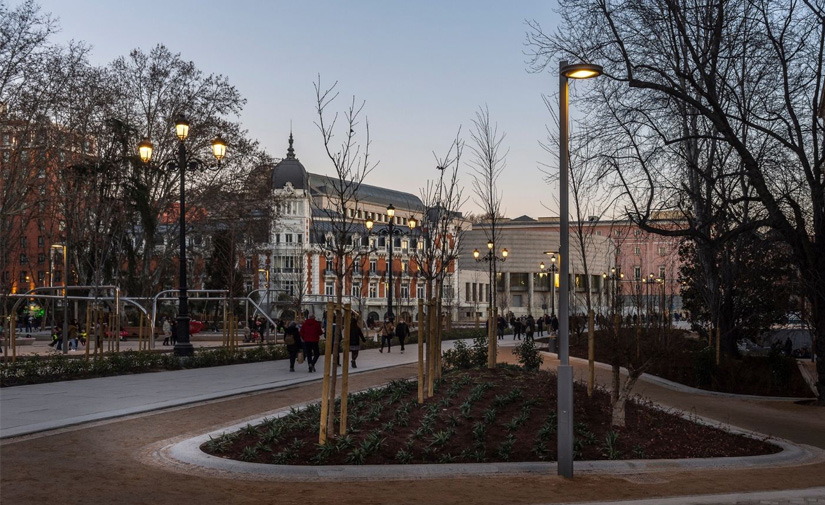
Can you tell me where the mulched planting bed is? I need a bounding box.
[201,366,780,465]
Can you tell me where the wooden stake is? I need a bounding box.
[340,303,351,436]
[319,302,334,445]
[428,299,436,397]
[85,305,91,360]
[417,299,424,404]
[588,309,595,397]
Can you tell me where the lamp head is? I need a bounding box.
[540,262,545,271]
[473,249,480,259]
[602,272,607,279]
[501,248,508,258]
[138,137,153,164]
[174,115,190,141]
[386,204,395,218]
[211,135,227,161]
[561,62,604,80]
[487,241,494,250]
[365,218,374,231]
[408,216,417,229]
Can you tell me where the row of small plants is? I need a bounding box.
[0,344,289,387]
[0,327,488,387]
[201,366,674,466]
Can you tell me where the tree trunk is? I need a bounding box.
[611,372,642,427]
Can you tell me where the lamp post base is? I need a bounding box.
[557,364,574,478]
[173,342,194,357]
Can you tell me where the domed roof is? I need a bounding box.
[271,133,307,190]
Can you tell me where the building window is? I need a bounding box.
[369,282,378,298]
[285,234,293,244]
[38,253,45,264]
[659,266,666,278]
[275,234,280,244]
[658,246,666,256]
[634,266,641,279]
[634,229,641,236]
[38,236,44,247]
[297,234,303,244]
[634,246,641,255]
[54,271,62,283]
[370,259,377,273]
[351,282,361,298]
[325,281,335,296]
[417,284,425,299]
[19,271,28,283]
[38,271,45,282]
[401,284,410,298]
[472,283,478,302]
[465,282,471,302]
[20,254,27,264]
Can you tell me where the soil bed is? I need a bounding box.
[201,366,779,465]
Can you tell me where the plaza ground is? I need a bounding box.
[1,341,823,505]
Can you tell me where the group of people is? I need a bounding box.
[160,317,178,346]
[279,313,412,373]
[48,319,107,351]
[493,313,559,341]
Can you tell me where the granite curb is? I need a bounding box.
[548,486,825,505]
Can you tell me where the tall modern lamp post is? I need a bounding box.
[558,60,602,478]
[473,241,508,368]
[50,243,68,354]
[138,116,227,356]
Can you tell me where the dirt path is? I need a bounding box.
[2,353,824,505]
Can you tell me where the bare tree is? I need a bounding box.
[528,0,825,402]
[469,106,508,368]
[313,76,377,439]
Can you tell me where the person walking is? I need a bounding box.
[299,313,323,372]
[349,313,367,368]
[379,317,395,353]
[162,317,171,346]
[283,322,302,372]
[526,315,535,342]
[394,318,409,354]
[68,319,79,351]
[170,319,178,346]
[497,316,507,340]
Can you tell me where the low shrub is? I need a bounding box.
[0,343,289,387]
[513,339,543,371]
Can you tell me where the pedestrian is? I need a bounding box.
[379,317,395,353]
[514,318,522,340]
[299,313,323,372]
[537,315,544,337]
[497,316,506,340]
[25,315,33,334]
[349,313,367,368]
[526,316,535,341]
[283,322,302,372]
[162,317,171,346]
[68,319,79,351]
[395,318,409,354]
[170,319,177,346]
[551,314,559,335]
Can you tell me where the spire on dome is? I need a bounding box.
[286,130,296,159]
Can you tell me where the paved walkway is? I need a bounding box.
[0,339,457,439]
[1,339,824,505]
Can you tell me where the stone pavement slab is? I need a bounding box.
[549,487,825,504]
[0,339,463,438]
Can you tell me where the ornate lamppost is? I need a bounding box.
[473,241,508,368]
[365,204,415,321]
[138,116,226,356]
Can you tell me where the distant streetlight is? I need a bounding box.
[366,204,413,321]
[51,243,68,355]
[258,268,270,326]
[139,115,226,356]
[557,59,602,478]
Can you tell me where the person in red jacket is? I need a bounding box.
[299,313,323,372]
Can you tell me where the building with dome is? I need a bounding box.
[261,134,460,325]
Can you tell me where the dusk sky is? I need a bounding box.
[32,0,575,219]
